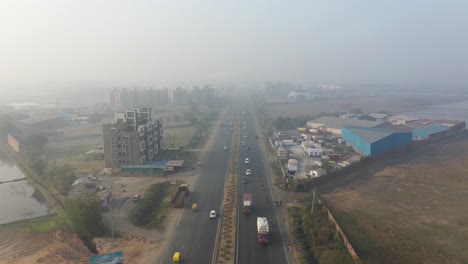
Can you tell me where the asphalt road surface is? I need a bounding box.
[236,109,290,264]
[159,111,236,264]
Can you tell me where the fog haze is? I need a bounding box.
[1,0,467,87]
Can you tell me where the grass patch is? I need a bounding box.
[128,181,180,228]
[0,214,65,233]
[287,194,355,264]
[320,133,468,264]
[163,126,197,148]
[45,137,101,160]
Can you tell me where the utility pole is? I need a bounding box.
[311,186,316,214]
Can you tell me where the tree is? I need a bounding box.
[46,165,76,195]
[31,159,47,177]
[65,197,105,252]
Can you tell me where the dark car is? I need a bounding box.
[242,177,248,184]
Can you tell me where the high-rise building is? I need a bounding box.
[103,106,163,172]
[110,88,169,110]
[168,87,190,105]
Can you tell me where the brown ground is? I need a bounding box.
[319,133,468,264]
[263,94,464,119]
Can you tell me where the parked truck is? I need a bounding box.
[257,217,269,244]
[243,194,252,214]
[172,184,190,208]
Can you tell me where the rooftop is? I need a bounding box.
[17,113,68,125]
[308,116,383,129]
[343,126,409,144]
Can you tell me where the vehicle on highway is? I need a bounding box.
[132,194,141,202]
[242,177,248,183]
[243,121,246,125]
[245,158,250,164]
[246,169,251,175]
[224,146,228,150]
[243,193,252,214]
[173,251,181,263]
[173,184,190,208]
[246,147,250,151]
[209,210,217,219]
[241,141,245,146]
[192,203,198,212]
[257,217,269,244]
[197,162,203,166]
[244,135,247,138]
[243,126,246,129]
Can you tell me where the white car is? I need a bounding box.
[224,146,228,150]
[246,169,251,175]
[244,135,247,138]
[245,158,249,164]
[209,210,217,219]
[197,162,203,166]
[241,142,245,146]
[243,126,246,129]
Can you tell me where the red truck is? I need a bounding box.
[243,194,252,214]
[172,184,190,208]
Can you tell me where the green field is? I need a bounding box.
[0,214,65,233]
[163,126,197,148]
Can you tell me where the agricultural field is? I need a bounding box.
[319,133,468,264]
[263,94,463,119]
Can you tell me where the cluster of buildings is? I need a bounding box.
[306,115,465,157]
[270,113,465,180]
[110,86,218,110]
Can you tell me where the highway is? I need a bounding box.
[236,107,290,264]
[159,109,236,264]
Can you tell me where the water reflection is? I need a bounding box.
[0,159,51,224]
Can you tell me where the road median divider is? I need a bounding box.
[215,117,240,264]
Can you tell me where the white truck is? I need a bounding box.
[257,217,269,244]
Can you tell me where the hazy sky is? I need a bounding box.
[1,0,467,86]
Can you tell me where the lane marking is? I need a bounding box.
[254,108,291,264]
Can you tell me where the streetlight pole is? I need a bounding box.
[311,186,316,214]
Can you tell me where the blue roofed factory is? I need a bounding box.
[412,124,449,140]
[342,126,413,157]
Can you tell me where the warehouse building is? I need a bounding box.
[342,126,412,157]
[307,116,383,135]
[412,124,449,140]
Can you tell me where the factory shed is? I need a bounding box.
[307,116,383,135]
[412,124,449,140]
[342,126,412,157]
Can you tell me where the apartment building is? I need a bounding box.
[103,106,163,172]
[110,88,169,110]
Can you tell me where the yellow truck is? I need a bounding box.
[192,203,198,212]
[173,252,180,263]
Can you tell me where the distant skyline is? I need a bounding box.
[1,0,467,88]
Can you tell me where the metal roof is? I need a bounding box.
[122,160,170,169]
[167,160,184,167]
[343,126,408,144]
[308,116,383,129]
[413,124,449,137]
